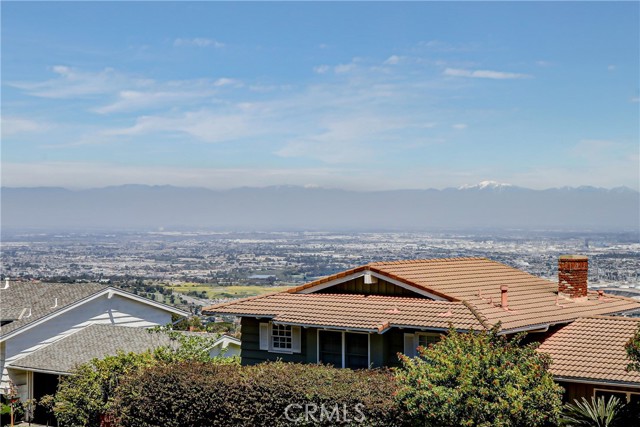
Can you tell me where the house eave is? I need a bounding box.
[7,365,72,376]
[554,376,640,389]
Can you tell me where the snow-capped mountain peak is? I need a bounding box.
[458,180,514,190]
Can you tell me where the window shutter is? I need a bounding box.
[403,333,416,358]
[259,322,269,350]
[291,326,302,353]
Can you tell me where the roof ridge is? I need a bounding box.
[461,299,490,330]
[368,257,489,266]
[202,291,285,313]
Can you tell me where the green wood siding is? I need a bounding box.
[315,276,426,297]
[239,318,437,369]
[240,317,316,365]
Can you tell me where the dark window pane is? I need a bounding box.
[346,333,368,369]
[595,390,628,402]
[319,331,343,367]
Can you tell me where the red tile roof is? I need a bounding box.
[538,316,640,385]
[204,258,640,333]
[207,293,485,332]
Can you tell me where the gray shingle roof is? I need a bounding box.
[9,324,181,374]
[0,282,108,336]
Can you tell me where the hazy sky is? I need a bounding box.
[2,2,639,190]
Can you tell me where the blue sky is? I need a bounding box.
[2,1,638,190]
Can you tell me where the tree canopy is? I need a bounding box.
[395,326,563,427]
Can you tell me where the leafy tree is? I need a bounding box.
[395,325,563,427]
[54,329,236,427]
[625,324,640,372]
[561,396,623,427]
[54,351,156,427]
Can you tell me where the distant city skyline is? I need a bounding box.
[2,2,639,191]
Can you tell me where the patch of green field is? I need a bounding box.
[168,284,290,299]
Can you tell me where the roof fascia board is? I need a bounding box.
[273,321,379,333]
[296,272,367,294]
[0,290,109,343]
[106,288,189,317]
[369,271,448,301]
[7,365,72,376]
[554,376,640,389]
[0,287,188,343]
[296,270,447,301]
[213,312,277,319]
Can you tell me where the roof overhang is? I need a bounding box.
[7,365,72,376]
[554,376,640,389]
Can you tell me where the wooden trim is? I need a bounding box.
[556,377,640,389]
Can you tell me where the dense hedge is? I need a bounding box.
[113,361,404,427]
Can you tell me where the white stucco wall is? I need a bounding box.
[1,293,175,396]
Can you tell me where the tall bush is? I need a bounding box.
[395,326,563,427]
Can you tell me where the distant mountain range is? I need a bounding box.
[1,183,638,231]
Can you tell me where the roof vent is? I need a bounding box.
[19,307,32,319]
[500,285,509,310]
[364,272,377,285]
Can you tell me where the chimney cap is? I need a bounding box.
[500,285,508,292]
[559,255,588,261]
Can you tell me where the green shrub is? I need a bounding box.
[54,330,235,427]
[561,395,623,427]
[55,351,156,427]
[113,361,403,427]
[395,326,563,427]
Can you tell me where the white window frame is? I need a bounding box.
[259,322,301,354]
[316,329,371,369]
[593,388,640,403]
[404,332,442,358]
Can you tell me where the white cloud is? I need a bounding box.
[443,68,532,80]
[313,65,330,74]
[213,77,240,87]
[334,63,356,74]
[384,55,401,65]
[452,123,467,129]
[173,38,224,48]
[608,65,616,71]
[105,109,264,143]
[9,66,134,98]
[1,117,51,136]
[631,97,639,103]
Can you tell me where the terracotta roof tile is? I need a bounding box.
[538,316,640,385]
[204,258,640,333]
[205,293,484,332]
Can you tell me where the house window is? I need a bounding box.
[416,333,441,349]
[259,322,301,354]
[404,332,442,358]
[271,324,292,350]
[594,388,640,404]
[317,330,370,369]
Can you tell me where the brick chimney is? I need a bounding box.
[558,255,588,298]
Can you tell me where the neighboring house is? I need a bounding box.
[0,281,189,406]
[538,316,640,403]
[209,334,241,358]
[203,256,640,371]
